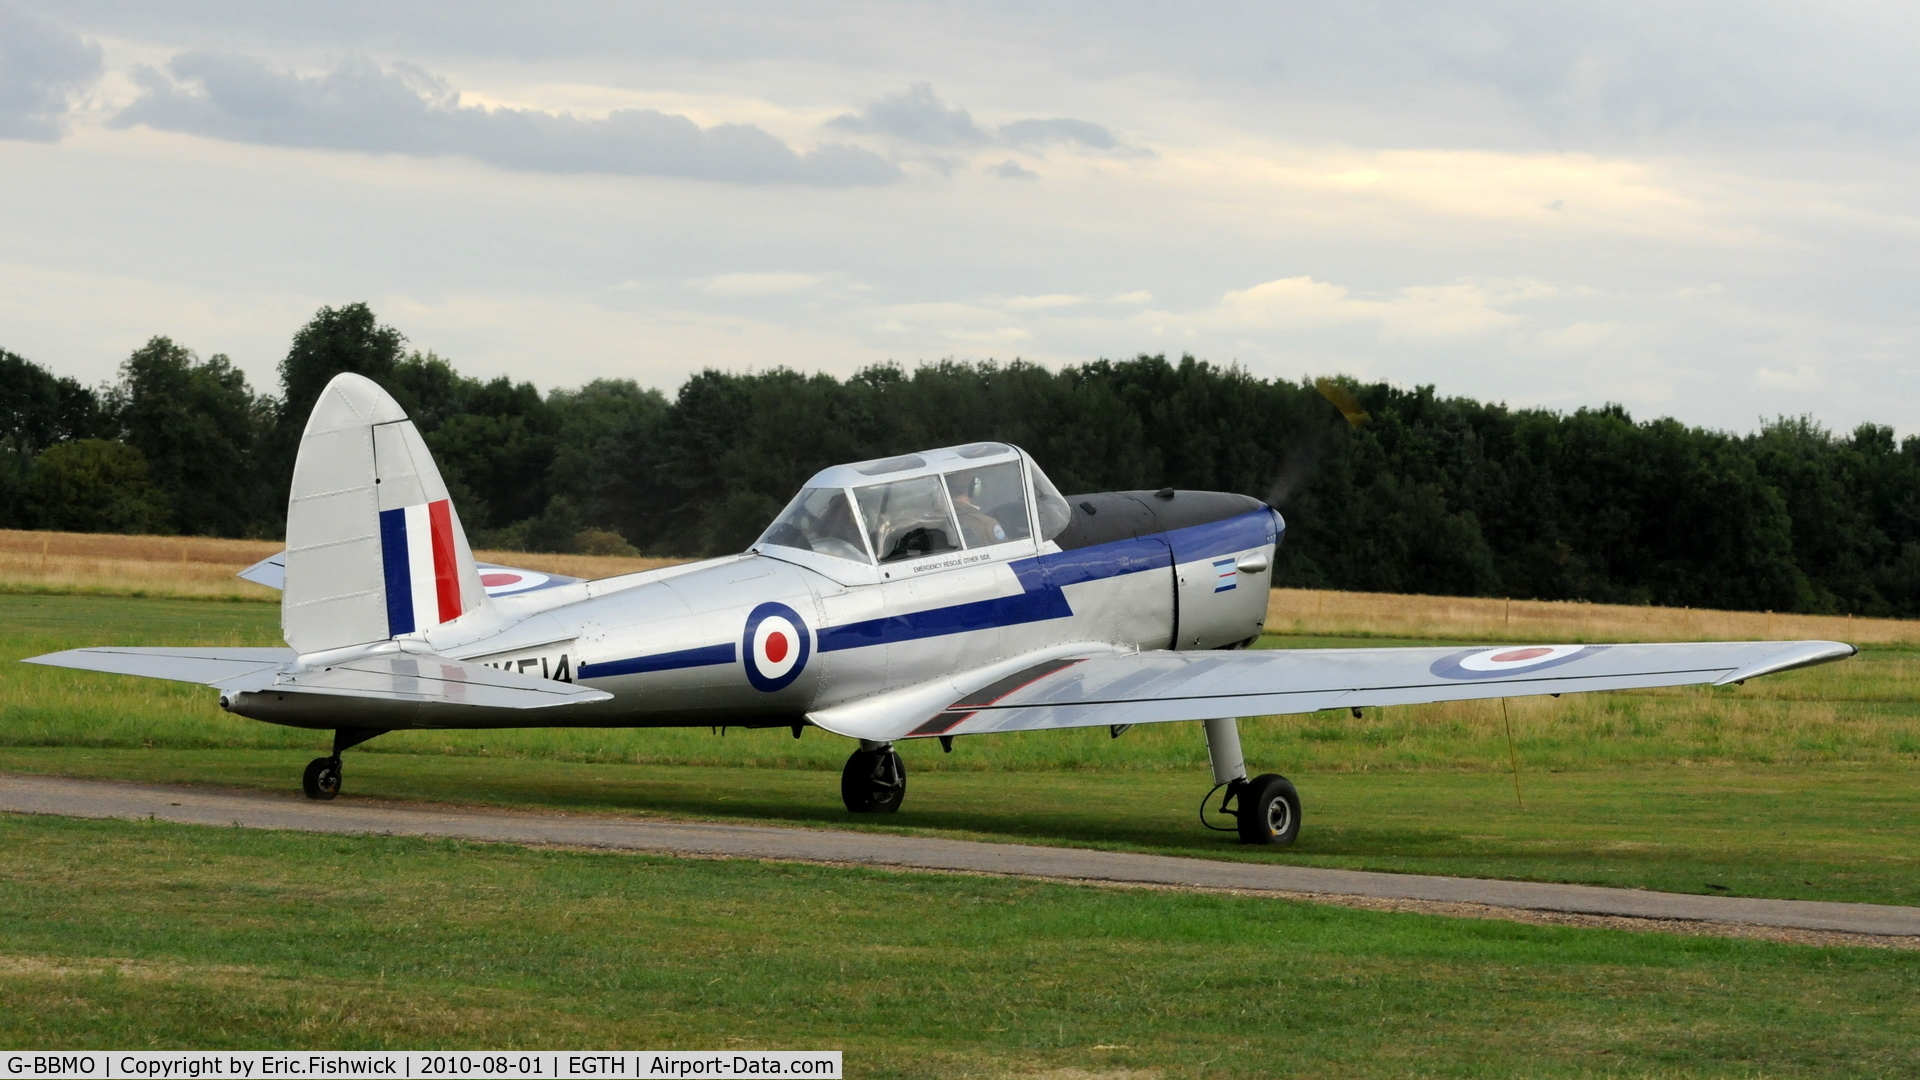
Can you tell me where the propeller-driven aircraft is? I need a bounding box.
[28,374,1857,843]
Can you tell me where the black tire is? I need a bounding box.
[302,756,342,801]
[1236,773,1300,845]
[840,748,907,813]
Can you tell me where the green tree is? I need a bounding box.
[0,348,110,528]
[108,337,270,537]
[1,348,108,449]
[520,379,668,552]
[26,439,170,534]
[277,304,407,426]
[264,304,408,509]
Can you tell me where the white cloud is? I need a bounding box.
[1000,294,1083,310]
[4,1,1920,436]
[110,51,900,185]
[942,326,1031,345]
[1752,365,1824,392]
[699,272,825,296]
[830,83,989,147]
[0,3,102,141]
[831,84,1143,165]
[1211,276,1523,341]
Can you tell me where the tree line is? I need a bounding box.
[4,303,1917,616]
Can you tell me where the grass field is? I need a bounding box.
[4,589,1919,1069]
[3,593,1916,906]
[3,813,1917,1076]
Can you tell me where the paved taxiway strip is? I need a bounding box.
[5,772,1918,938]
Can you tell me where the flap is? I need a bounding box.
[806,643,1121,740]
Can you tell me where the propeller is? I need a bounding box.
[1264,377,1369,508]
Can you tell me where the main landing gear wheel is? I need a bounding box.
[302,756,342,800]
[1236,773,1301,846]
[841,746,907,813]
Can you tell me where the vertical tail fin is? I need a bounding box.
[282,373,487,653]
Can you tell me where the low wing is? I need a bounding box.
[26,647,609,709]
[236,551,579,598]
[810,639,1855,743]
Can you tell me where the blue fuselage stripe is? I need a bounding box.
[1164,510,1277,566]
[579,642,737,680]
[579,509,1279,675]
[817,588,1073,652]
[818,508,1277,653]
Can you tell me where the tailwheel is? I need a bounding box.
[841,745,907,813]
[1236,773,1301,846]
[302,756,342,800]
[300,728,387,801]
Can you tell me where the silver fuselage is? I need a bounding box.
[233,498,1281,732]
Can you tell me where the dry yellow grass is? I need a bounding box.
[470,549,685,580]
[0,529,681,601]
[1267,586,1920,645]
[0,530,285,600]
[3,528,1912,644]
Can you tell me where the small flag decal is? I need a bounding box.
[379,499,467,636]
[1213,557,1238,592]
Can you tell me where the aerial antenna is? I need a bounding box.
[1500,698,1524,809]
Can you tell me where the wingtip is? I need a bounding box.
[1713,640,1858,686]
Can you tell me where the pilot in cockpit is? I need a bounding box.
[946,471,1007,547]
[754,445,1059,567]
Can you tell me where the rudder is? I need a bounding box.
[282,373,487,653]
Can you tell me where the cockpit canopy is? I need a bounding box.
[754,442,1072,565]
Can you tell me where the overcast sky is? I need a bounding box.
[3,1,1917,434]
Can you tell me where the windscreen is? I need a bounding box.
[755,487,872,563]
[855,476,962,563]
[1029,462,1073,542]
[942,461,1032,547]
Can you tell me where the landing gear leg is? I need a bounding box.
[841,741,907,813]
[1200,717,1302,845]
[301,727,388,801]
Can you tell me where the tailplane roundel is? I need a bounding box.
[281,373,488,653]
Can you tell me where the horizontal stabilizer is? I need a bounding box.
[238,550,578,599]
[811,639,1857,743]
[26,646,295,687]
[25,647,610,727]
[247,653,610,709]
[237,553,285,590]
